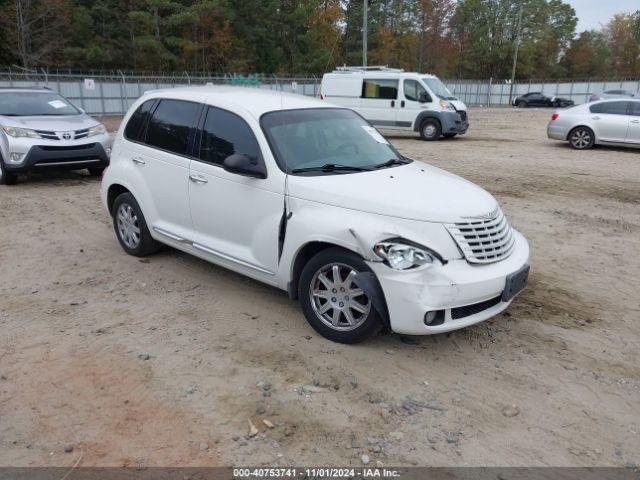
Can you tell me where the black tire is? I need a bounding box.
[0,157,18,185]
[517,101,527,108]
[568,126,595,150]
[111,192,160,257]
[298,247,383,344]
[419,118,441,141]
[88,166,105,176]
[443,133,457,139]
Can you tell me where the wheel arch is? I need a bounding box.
[107,183,132,215]
[566,124,595,141]
[413,111,443,132]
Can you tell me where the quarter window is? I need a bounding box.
[589,102,630,115]
[145,99,201,155]
[404,80,427,102]
[199,107,261,166]
[362,79,398,99]
[124,99,155,142]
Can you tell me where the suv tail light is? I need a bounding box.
[551,113,559,121]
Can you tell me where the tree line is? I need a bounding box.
[1,0,639,79]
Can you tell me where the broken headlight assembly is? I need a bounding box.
[373,238,444,270]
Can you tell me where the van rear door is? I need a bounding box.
[359,78,398,127]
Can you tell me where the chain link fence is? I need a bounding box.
[1,69,639,115]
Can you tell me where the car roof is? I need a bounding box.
[140,86,335,118]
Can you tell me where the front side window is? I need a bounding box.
[124,99,155,142]
[362,79,398,99]
[261,108,408,174]
[199,107,261,165]
[630,102,640,116]
[590,102,630,115]
[404,80,428,102]
[145,99,201,155]
[0,92,80,116]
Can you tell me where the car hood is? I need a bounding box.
[0,114,98,130]
[287,161,498,223]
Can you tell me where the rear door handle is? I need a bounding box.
[391,100,395,107]
[591,116,600,120]
[189,174,208,184]
[631,119,640,124]
[401,100,405,108]
[132,156,145,165]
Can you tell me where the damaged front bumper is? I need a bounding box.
[367,229,530,335]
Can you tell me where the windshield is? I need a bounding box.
[0,92,80,116]
[422,78,456,100]
[261,108,407,174]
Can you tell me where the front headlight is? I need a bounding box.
[439,100,456,111]
[2,126,41,138]
[373,239,443,270]
[88,123,106,137]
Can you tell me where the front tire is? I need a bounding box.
[0,160,18,185]
[111,192,160,257]
[298,248,383,344]
[568,126,595,150]
[517,101,527,108]
[419,119,441,141]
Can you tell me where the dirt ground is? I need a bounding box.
[1,108,639,468]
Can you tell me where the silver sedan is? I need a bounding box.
[547,99,640,150]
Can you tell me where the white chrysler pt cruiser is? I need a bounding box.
[101,87,529,343]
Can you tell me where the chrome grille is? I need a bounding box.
[446,208,515,264]
[35,130,58,140]
[34,128,90,140]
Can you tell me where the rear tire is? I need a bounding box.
[568,126,595,150]
[0,160,18,185]
[298,248,383,344]
[419,119,441,141]
[111,192,160,257]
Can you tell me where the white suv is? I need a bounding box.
[101,87,529,343]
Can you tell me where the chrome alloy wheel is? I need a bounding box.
[309,263,371,331]
[571,129,592,149]
[116,203,141,249]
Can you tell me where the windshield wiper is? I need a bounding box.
[374,158,410,169]
[291,163,372,174]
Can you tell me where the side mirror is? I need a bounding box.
[222,153,267,179]
[418,92,430,103]
[79,108,86,114]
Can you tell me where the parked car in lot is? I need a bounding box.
[320,66,469,141]
[513,92,574,108]
[0,87,111,185]
[101,87,529,343]
[547,99,640,150]
[589,90,638,102]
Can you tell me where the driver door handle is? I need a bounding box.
[131,156,145,165]
[631,119,640,124]
[189,174,208,184]
[591,116,600,120]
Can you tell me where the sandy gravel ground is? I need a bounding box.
[1,108,639,468]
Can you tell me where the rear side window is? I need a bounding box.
[145,99,201,155]
[124,100,155,142]
[590,102,630,115]
[362,79,398,99]
[629,102,640,116]
[198,107,261,165]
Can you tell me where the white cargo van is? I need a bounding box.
[320,66,469,141]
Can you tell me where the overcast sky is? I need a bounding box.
[566,0,638,31]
